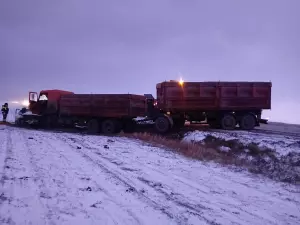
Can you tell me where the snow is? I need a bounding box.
[134,117,147,121]
[0,126,299,225]
[219,146,231,152]
[183,130,300,156]
[22,111,34,115]
[134,117,154,124]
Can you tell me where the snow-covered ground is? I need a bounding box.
[0,126,299,225]
[183,129,300,157]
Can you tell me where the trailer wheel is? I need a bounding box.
[87,119,99,134]
[239,114,256,130]
[155,116,170,133]
[101,119,117,134]
[220,114,236,130]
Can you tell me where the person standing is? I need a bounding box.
[1,103,9,122]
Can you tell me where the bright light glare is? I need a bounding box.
[22,100,29,107]
[11,101,19,104]
[179,78,184,86]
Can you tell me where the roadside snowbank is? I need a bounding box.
[182,129,300,183]
[183,130,300,156]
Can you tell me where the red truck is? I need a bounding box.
[151,80,272,132]
[19,79,271,134]
[25,90,150,134]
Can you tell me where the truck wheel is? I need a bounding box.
[87,119,99,134]
[239,114,256,130]
[101,119,117,134]
[220,114,236,130]
[155,116,170,133]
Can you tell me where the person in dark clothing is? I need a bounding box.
[1,103,9,122]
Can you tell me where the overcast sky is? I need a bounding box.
[1,0,300,123]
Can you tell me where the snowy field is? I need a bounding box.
[183,126,300,156]
[0,126,299,225]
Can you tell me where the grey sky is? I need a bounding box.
[1,0,300,123]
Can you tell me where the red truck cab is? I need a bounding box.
[29,90,74,115]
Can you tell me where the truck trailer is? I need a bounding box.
[150,80,272,133]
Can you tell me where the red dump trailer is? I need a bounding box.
[58,94,147,133]
[25,90,148,134]
[150,80,272,132]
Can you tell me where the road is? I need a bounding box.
[0,126,299,225]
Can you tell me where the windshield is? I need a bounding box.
[39,94,48,101]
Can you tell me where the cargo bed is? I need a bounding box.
[59,94,147,118]
[156,81,271,112]
[151,81,272,132]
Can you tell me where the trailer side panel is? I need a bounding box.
[156,81,271,112]
[59,94,147,118]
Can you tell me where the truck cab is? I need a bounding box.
[29,90,74,116]
[22,89,74,127]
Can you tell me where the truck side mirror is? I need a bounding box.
[29,92,38,102]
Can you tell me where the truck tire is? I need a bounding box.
[155,116,171,133]
[101,119,117,134]
[220,114,236,130]
[87,119,99,134]
[239,114,256,130]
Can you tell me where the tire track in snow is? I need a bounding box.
[0,129,7,178]
[61,134,294,225]
[13,128,54,225]
[36,134,143,225]
[0,127,53,225]
[56,133,220,225]
[0,129,13,186]
[21,129,169,225]
[107,139,279,224]
[21,130,93,225]
[51,134,184,224]
[0,129,15,224]
[18,129,68,225]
